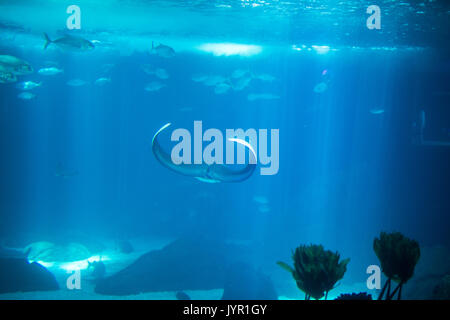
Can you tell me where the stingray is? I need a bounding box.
[152,123,256,183]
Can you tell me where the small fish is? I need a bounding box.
[18,92,36,100]
[94,77,111,86]
[67,79,87,87]
[0,71,17,83]
[145,81,166,92]
[141,64,152,74]
[258,205,271,213]
[254,73,276,82]
[191,74,208,82]
[313,82,328,93]
[16,81,42,90]
[214,82,231,94]
[43,33,95,51]
[38,67,63,76]
[54,163,78,178]
[142,65,169,79]
[0,55,33,75]
[253,195,269,204]
[370,108,385,115]
[101,63,115,73]
[154,68,169,79]
[247,93,280,101]
[231,69,249,79]
[232,75,252,91]
[151,41,175,58]
[203,75,227,87]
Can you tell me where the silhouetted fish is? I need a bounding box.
[151,42,175,58]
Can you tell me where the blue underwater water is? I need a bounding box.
[0,0,449,300]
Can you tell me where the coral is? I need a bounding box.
[334,292,373,300]
[277,244,350,300]
[373,232,420,300]
[432,274,450,300]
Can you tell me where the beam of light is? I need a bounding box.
[197,43,262,57]
[32,260,54,268]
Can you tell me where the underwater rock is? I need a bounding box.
[95,237,250,295]
[403,245,450,299]
[221,262,277,300]
[0,258,59,294]
[176,291,191,300]
[17,92,36,100]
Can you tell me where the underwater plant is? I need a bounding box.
[277,244,350,300]
[373,232,420,300]
[334,292,372,300]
